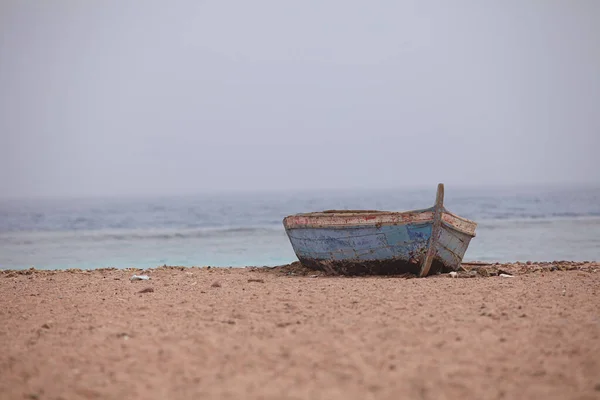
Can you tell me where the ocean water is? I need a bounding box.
[1,185,599,270]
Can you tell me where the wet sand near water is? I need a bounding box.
[1,262,599,400]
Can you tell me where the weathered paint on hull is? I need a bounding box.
[282,184,477,276]
[435,223,474,271]
[284,217,473,275]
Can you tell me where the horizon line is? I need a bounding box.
[1,181,599,202]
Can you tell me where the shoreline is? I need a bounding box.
[1,260,598,275]
[1,261,599,399]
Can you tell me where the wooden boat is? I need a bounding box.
[282,184,477,277]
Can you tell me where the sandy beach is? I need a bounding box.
[1,262,599,400]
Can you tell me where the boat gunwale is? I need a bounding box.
[440,218,477,237]
[285,207,477,224]
[287,206,434,218]
[283,208,477,237]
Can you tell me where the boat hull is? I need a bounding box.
[283,184,477,277]
[284,211,475,275]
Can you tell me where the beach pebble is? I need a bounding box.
[130,275,150,281]
[449,272,458,278]
[499,273,514,278]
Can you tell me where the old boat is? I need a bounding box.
[282,183,477,277]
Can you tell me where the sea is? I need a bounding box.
[1,185,599,270]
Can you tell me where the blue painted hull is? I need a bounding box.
[282,184,477,276]
[284,219,473,275]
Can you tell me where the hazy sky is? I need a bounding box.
[1,0,599,198]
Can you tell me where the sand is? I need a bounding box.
[1,262,599,400]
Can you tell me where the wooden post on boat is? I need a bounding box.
[419,183,445,277]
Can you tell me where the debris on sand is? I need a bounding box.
[138,287,154,294]
[460,261,598,277]
[449,271,478,278]
[249,261,326,277]
[130,275,150,281]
